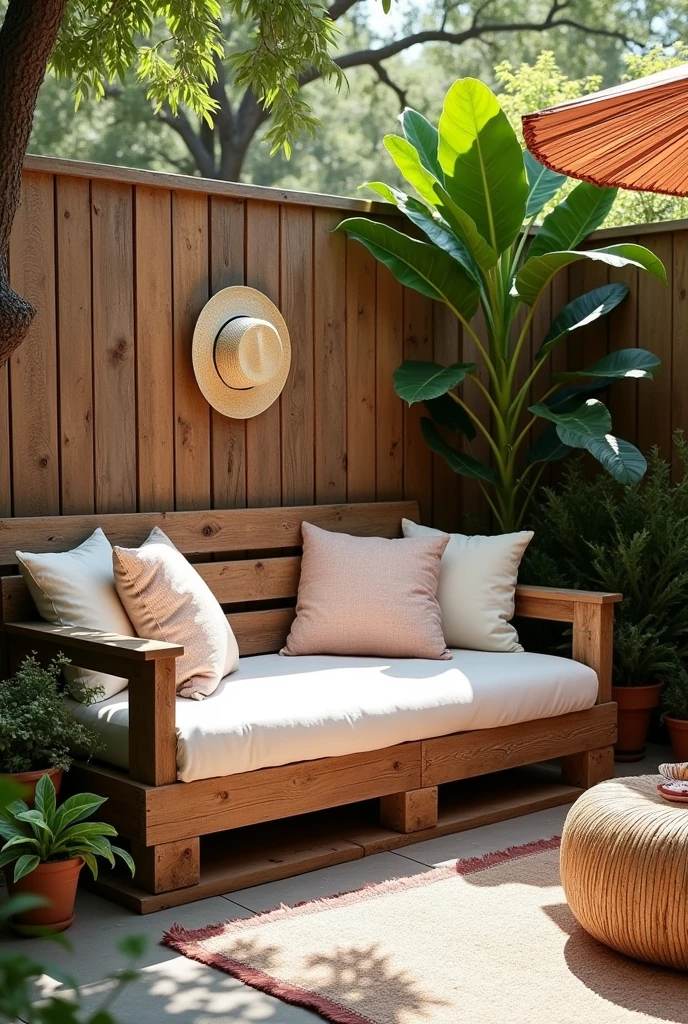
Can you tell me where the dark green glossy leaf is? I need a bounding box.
[13,853,40,882]
[554,347,660,382]
[530,396,612,438]
[556,429,647,485]
[432,183,498,272]
[528,181,617,259]
[34,772,56,824]
[401,108,444,182]
[524,150,567,218]
[336,218,480,319]
[421,418,497,482]
[384,134,440,207]
[516,243,667,305]
[424,393,477,439]
[525,423,573,464]
[394,360,475,404]
[538,283,629,359]
[438,78,527,253]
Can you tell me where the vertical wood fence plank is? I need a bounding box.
[91,180,136,513]
[9,172,59,516]
[245,200,281,508]
[375,265,403,503]
[607,236,639,447]
[403,289,433,524]
[56,176,94,515]
[460,309,491,531]
[280,205,315,507]
[432,301,460,532]
[672,230,688,475]
[346,238,376,502]
[172,191,210,511]
[638,231,673,459]
[314,209,347,504]
[209,196,246,510]
[136,186,174,512]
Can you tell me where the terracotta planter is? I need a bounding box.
[612,682,664,762]
[664,715,688,762]
[4,767,63,807]
[5,857,83,935]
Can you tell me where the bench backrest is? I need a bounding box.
[0,502,419,655]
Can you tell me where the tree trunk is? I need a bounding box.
[0,0,69,369]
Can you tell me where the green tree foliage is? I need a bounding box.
[338,78,665,531]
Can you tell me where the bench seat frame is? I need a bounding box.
[0,502,619,912]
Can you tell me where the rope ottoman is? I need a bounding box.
[561,776,688,970]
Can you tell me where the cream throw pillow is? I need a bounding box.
[113,527,239,700]
[16,528,134,701]
[281,522,451,660]
[401,520,533,653]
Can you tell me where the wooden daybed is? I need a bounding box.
[0,501,619,913]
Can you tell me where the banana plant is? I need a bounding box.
[336,79,666,532]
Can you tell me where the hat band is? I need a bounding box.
[213,316,254,391]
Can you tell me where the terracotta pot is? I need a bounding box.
[664,715,688,762]
[4,767,63,807]
[5,857,83,935]
[612,682,664,762]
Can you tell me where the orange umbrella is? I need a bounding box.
[523,63,688,196]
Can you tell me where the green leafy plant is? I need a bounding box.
[337,78,666,532]
[524,435,688,687]
[0,773,134,882]
[0,654,100,774]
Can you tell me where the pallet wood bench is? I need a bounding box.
[0,501,620,912]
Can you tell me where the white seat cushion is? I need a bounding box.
[68,650,598,783]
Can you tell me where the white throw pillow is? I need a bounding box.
[113,527,239,700]
[401,520,533,653]
[16,528,134,701]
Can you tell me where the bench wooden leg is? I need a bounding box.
[561,746,614,789]
[130,837,200,894]
[380,786,438,833]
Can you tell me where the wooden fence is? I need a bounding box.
[1,155,686,538]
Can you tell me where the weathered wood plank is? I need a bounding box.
[403,289,433,524]
[346,238,376,501]
[637,231,672,459]
[375,265,403,502]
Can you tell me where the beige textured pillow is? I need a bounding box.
[402,519,533,653]
[16,528,134,702]
[113,527,239,700]
[281,522,450,660]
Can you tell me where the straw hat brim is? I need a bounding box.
[192,286,291,419]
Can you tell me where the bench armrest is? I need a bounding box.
[3,621,180,787]
[515,585,621,705]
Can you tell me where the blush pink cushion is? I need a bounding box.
[113,527,239,700]
[281,522,451,660]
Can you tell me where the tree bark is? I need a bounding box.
[0,0,69,369]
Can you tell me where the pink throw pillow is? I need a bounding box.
[281,522,451,660]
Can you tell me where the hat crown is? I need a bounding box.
[215,317,283,389]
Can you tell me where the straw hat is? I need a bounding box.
[192,286,291,419]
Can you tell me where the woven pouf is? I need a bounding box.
[561,775,688,970]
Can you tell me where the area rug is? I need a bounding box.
[163,837,688,1024]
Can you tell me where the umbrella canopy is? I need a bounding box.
[523,63,688,196]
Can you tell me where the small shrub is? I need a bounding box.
[0,654,100,773]
[524,434,688,687]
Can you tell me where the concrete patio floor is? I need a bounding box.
[2,746,668,1023]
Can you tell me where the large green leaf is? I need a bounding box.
[336,218,480,319]
[51,792,108,836]
[554,348,660,382]
[524,150,567,218]
[516,244,667,306]
[13,853,40,883]
[384,134,440,207]
[529,396,612,438]
[537,283,629,359]
[525,423,573,464]
[438,78,527,253]
[528,181,617,259]
[557,428,647,485]
[394,360,476,404]
[432,182,498,272]
[401,108,444,182]
[34,773,56,824]
[421,418,496,482]
[424,392,477,440]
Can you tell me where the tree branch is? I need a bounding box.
[327,0,362,21]
[372,62,408,111]
[156,104,218,179]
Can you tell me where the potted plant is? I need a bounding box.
[663,672,688,761]
[524,438,688,761]
[0,773,134,934]
[0,654,100,804]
